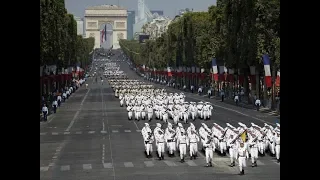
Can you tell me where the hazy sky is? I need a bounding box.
[65,0,217,18]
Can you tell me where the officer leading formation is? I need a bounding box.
[104,61,280,176]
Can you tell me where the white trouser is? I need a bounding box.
[85,84,88,89]
[141,111,146,119]
[179,144,187,159]
[155,111,160,118]
[146,143,153,155]
[269,142,275,154]
[183,112,188,122]
[135,111,141,119]
[238,157,246,171]
[229,147,237,164]
[128,111,133,119]
[203,111,209,119]
[250,147,258,163]
[275,145,280,160]
[190,112,196,120]
[205,148,213,163]
[189,142,198,156]
[147,112,153,120]
[179,112,183,119]
[167,141,175,154]
[173,115,179,124]
[208,110,212,116]
[162,113,168,122]
[220,141,227,154]
[120,99,124,106]
[157,142,165,157]
[258,141,265,154]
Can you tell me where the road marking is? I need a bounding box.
[111,125,123,127]
[40,133,46,135]
[112,130,119,133]
[186,160,197,166]
[40,166,49,171]
[52,132,58,135]
[163,160,177,166]
[88,131,95,134]
[144,161,154,167]
[64,132,70,135]
[272,160,280,165]
[65,89,91,131]
[102,144,105,163]
[101,130,107,134]
[102,121,105,131]
[103,163,113,168]
[136,130,141,132]
[257,160,265,166]
[124,162,134,167]
[133,121,140,130]
[76,131,82,134]
[83,164,92,170]
[124,130,131,132]
[60,165,70,171]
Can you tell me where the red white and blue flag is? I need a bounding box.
[101,25,107,43]
[262,54,272,88]
[212,58,218,81]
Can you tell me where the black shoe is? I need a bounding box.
[277,159,280,163]
[242,170,244,175]
[190,156,193,160]
[162,156,164,160]
[180,159,184,163]
[229,164,234,167]
[209,162,212,167]
[193,155,196,159]
[159,157,162,160]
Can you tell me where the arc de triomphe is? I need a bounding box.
[85,5,127,49]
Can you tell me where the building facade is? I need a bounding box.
[127,11,135,40]
[84,4,127,49]
[74,16,84,36]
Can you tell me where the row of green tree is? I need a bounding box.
[120,0,280,76]
[40,0,95,74]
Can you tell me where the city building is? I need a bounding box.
[74,16,84,36]
[127,11,135,40]
[150,10,163,16]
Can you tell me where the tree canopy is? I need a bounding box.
[40,0,94,72]
[119,0,280,73]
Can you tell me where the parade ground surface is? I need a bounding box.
[40,59,280,180]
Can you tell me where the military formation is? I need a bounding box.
[105,62,280,175]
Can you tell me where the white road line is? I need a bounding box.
[52,132,58,135]
[40,167,49,171]
[124,162,134,167]
[112,130,119,133]
[163,160,177,166]
[65,89,91,131]
[83,164,92,170]
[144,161,154,167]
[60,165,70,171]
[75,131,82,134]
[124,130,131,132]
[111,125,123,127]
[103,163,113,168]
[64,132,70,135]
[186,160,197,166]
[40,133,46,135]
[102,121,105,131]
[136,130,141,132]
[102,144,105,163]
[88,131,95,134]
[133,121,140,130]
[101,130,107,134]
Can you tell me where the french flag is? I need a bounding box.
[276,70,280,86]
[262,54,272,88]
[101,25,107,43]
[212,58,218,81]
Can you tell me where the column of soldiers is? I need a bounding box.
[105,63,280,175]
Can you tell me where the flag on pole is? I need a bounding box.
[104,24,107,42]
[212,58,219,81]
[276,70,280,87]
[240,130,247,142]
[262,55,272,88]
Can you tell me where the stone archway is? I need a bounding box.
[84,5,128,49]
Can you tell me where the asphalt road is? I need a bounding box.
[40,56,280,180]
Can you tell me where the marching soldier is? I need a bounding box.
[165,123,176,157]
[275,133,280,163]
[203,136,215,167]
[127,103,133,120]
[57,94,62,107]
[157,130,165,160]
[52,99,58,113]
[145,131,154,158]
[42,104,49,121]
[177,131,189,162]
[188,129,200,159]
[249,136,259,167]
[227,135,238,167]
[237,142,248,175]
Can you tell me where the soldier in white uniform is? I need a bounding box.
[165,123,176,157]
[52,99,58,113]
[145,131,154,158]
[147,104,153,121]
[177,131,189,162]
[127,103,133,120]
[57,94,62,107]
[249,137,259,167]
[154,123,162,150]
[203,136,215,167]
[227,135,238,167]
[141,104,146,120]
[237,142,248,175]
[188,129,200,159]
[157,130,165,160]
[120,95,124,107]
[275,133,280,163]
